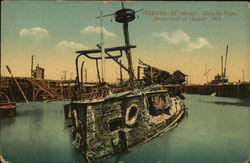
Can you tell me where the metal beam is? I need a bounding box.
[6,65,29,103]
[27,78,55,98]
[76,45,136,54]
[96,44,130,72]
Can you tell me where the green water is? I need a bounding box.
[0,95,249,163]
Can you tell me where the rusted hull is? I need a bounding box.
[66,86,186,162]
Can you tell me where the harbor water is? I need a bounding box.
[0,94,249,163]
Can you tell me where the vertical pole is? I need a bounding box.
[96,59,101,83]
[151,67,153,84]
[0,33,1,91]
[31,55,34,78]
[223,45,228,79]
[60,80,63,98]
[85,68,87,82]
[100,11,105,82]
[123,22,134,81]
[119,60,123,85]
[221,56,224,83]
[81,61,84,85]
[137,66,140,80]
[243,69,244,83]
[221,56,223,78]
[32,88,35,101]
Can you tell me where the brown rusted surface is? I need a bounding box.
[139,59,187,86]
[0,102,16,117]
[1,76,94,102]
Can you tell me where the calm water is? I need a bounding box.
[0,94,249,163]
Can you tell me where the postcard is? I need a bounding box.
[0,1,249,163]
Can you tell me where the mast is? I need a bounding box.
[114,4,136,81]
[223,45,228,79]
[96,59,101,83]
[123,22,134,81]
[119,60,123,84]
[221,56,223,80]
[100,11,106,82]
[0,36,1,91]
[95,3,142,82]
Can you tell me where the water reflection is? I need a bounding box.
[0,95,249,163]
[201,99,250,107]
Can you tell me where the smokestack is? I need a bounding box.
[31,55,34,78]
[223,45,228,78]
[221,56,223,78]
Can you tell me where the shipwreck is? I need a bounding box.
[65,4,186,162]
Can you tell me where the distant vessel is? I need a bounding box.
[65,4,186,162]
[211,45,229,84]
[211,74,228,84]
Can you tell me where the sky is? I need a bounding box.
[1,1,250,84]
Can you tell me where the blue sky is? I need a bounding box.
[1,1,249,83]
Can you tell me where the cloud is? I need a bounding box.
[80,26,116,38]
[185,37,212,52]
[56,41,88,50]
[152,30,212,52]
[20,27,48,40]
[151,30,190,44]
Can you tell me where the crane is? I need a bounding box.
[204,64,211,84]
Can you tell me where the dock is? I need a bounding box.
[166,83,250,99]
[1,76,76,102]
[1,76,249,103]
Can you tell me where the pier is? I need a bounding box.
[2,76,249,103]
[1,76,76,102]
[1,76,73,102]
[166,83,250,99]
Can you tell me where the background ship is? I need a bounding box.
[210,45,229,84]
